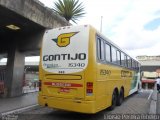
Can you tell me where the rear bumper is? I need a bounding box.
[38,94,97,114]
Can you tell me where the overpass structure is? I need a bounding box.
[0,0,69,97]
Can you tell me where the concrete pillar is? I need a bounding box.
[5,44,25,97]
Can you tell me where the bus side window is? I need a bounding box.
[124,55,127,67]
[105,43,111,62]
[134,61,137,69]
[135,62,138,70]
[138,63,140,71]
[111,46,117,64]
[132,59,135,69]
[97,38,105,61]
[128,57,132,68]
[121,52,125,66]
[127,56,130,68]
[116,50,121,65]
[137,62,140,70]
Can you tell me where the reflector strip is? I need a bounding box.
[44,82,83,87]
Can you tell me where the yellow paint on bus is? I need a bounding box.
[38,25,141,113]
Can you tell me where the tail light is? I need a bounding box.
[86,82,93,95]
[39,80,42,91]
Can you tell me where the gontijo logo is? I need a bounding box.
[52,32,79,47]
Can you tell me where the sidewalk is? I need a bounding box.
[0,92,38,114]
[23,86,39,94]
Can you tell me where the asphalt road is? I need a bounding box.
[7,91,151,120]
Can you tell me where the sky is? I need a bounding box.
[38,0,160,59]
[1,0,159,62]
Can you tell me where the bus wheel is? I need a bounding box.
[109,91,117,110]
[117,89,124,106]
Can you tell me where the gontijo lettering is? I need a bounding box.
[43,53,86,61]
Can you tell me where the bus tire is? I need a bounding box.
[109,90,117,110]
[117,88,124,106]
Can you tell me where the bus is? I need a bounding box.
[38,25,141,113]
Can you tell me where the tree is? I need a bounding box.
[53,0,85,23]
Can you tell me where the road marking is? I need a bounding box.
[1,104,38,116]
[148,90,153,100]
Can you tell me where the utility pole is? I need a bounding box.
[100,16,103,33]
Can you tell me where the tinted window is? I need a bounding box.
[97,38,105,61]
[105,43,111,62]
[137,63,140,70]
[116,50,121,65]
[111,47,117,64]
[97,38,100,59]
[124,55,127,67]
[127,56,132,68]
[121,53,125,66]
[100,39,105,60]
[132,59,135,69]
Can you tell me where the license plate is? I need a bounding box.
[59,88,70,93]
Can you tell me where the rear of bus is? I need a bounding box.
[38,25,97,113]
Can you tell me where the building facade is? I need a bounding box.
[136,55,160,89]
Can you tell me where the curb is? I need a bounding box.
[0,104,39,117]
[149,85,157,114]
[23,91,38,95]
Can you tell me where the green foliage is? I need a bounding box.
[53,0,85,23]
